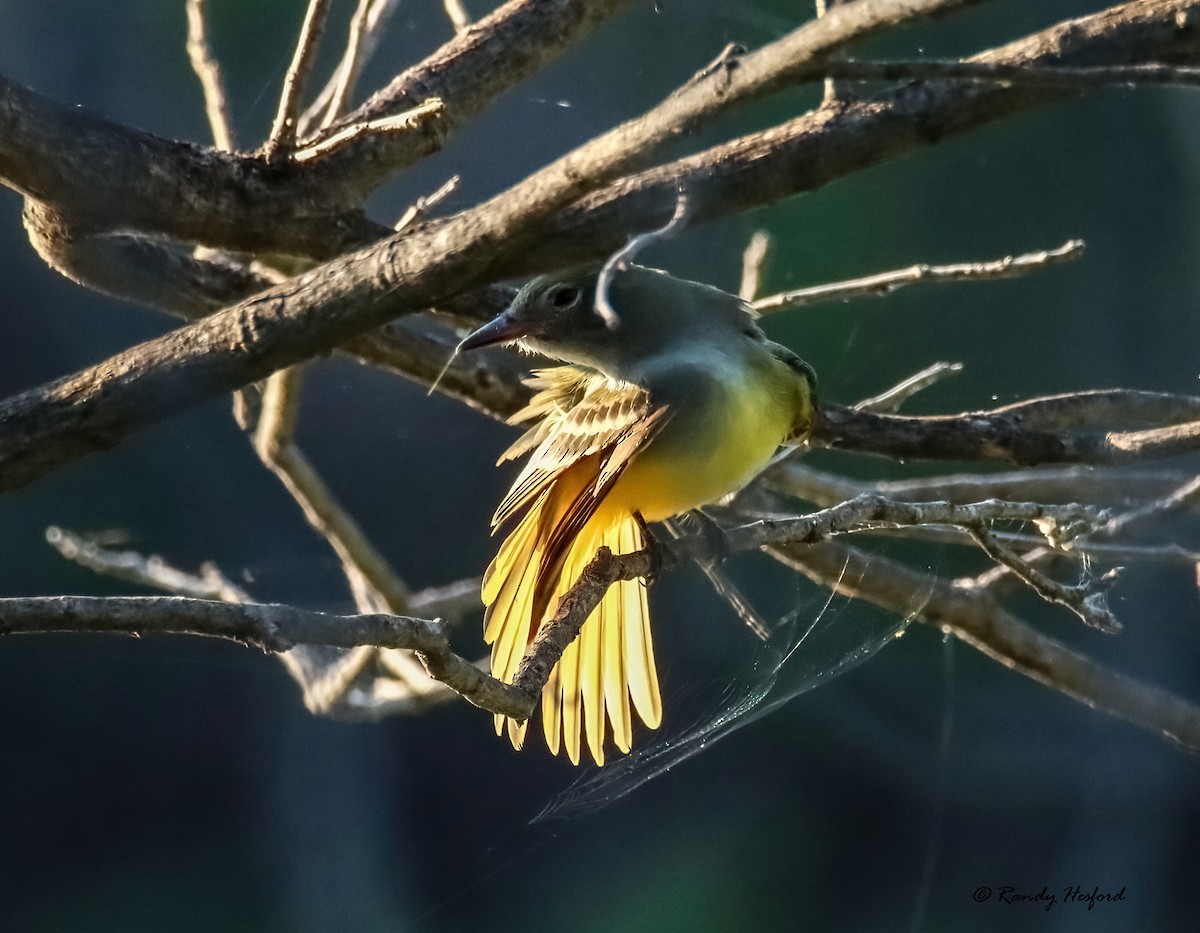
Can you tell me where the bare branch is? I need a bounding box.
[967,525,1122,632]
[752,240,1084,313]
[409,576,485,623]
[394,175,460,232]
[970,473,1200,589]
[768,539,1200,752]
[765,460,1198,509]
[185,0,235,151]
[0,2,1195,494]
[5,1,1192,270]
[739,231,771,302]
[301,0,403,135]
[813,391,1200,466]
[854,361,964,413]
[292,99,446,163]
[1095,473,1200,537]
[0,595,532,719]
[309,0,643,191]
[45,526,251,602]
[443,0,473,34]
[510,494,1111,698]
[252,370,414,616]
[46,519,476,714]
[264,0,333,161]
[824,57,1200,89]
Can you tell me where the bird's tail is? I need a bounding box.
[482,501,661,765]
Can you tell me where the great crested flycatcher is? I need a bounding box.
[461,264,817,765]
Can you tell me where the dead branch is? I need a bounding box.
[813,391,1200,465]
[263,0,333,161]
[185,0,235,151]
[0,1,1194,496]
[0,595,532,719]
[752,240,1084,313]
[768,539,1200,752]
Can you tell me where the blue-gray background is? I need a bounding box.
[0,1,1197,930]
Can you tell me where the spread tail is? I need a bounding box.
[482,500,661,765]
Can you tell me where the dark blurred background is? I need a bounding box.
[1,1,1197,930]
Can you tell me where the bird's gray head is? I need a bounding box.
[459,265,762,378]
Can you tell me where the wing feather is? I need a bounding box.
[493,372,662,529]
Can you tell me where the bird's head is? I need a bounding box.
[460,265,761,378]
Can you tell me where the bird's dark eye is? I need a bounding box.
[548,285,581,308]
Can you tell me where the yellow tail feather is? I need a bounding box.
[482,501,661,765]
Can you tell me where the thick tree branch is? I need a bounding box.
[0,0,644,259]
[813,391,1200,465]
[0,75,386,259]
[0,1,1195,493]
[823,57,1200,88]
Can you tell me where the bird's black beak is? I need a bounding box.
[459,311,528,351]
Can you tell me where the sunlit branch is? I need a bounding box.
[0,595,532,719]
[752,240,1084,313]
[264,0,332,160]
[185,0,235,150]
[824,57,1200,88]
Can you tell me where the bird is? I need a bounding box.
[460,263,817,765]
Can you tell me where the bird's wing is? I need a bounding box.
[497,367,594,465]
[483,367,670,765]
[492,368,668,529]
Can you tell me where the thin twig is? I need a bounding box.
[739,230,771,301]
[45,525,251,602]
[768,538,1200,752]
[264,0,333,161]
[301,0,403,137]
[967,524,1121,632]
[816,0,840,104]
[855,362,964,413]
[395,175,461,232]
[185,0,235,151]
[734,499,1200,568]
[444,0,473,33]
[1093,473,1200,537]
[765,461,1196,509]
[595,188,688,328]
[752,240,1085,313]
[293,100,446,162]
[45,519,474,714]
[252,368,412,615]
[409,575,485,622]
[971,473,1200,589]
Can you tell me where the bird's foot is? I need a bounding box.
[684,509,731,570]
[633,511,666,584]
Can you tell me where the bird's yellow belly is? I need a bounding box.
[606,378,793,522]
